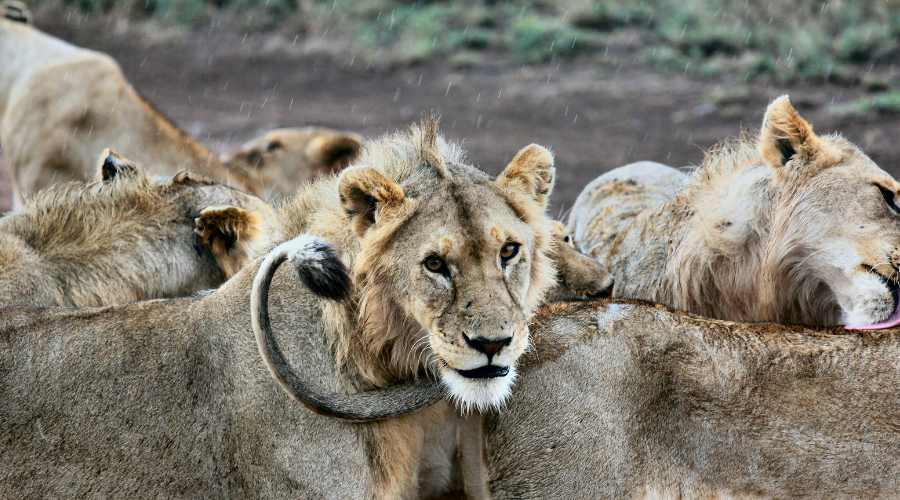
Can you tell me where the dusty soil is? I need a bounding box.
[4,13,900,213]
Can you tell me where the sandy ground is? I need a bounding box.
[3,14,900,213]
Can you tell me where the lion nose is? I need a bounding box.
[463,334,512,359]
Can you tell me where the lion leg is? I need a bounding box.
[368,413,428,500]
[458,413,491,500]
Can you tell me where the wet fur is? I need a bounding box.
[570,97,900,326]
[0,18,357,200]
[0,166,276,307]
[488,299,900,497]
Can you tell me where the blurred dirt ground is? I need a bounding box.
[3,13,900,213]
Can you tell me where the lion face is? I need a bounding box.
[780,145,900,328]
[223,127,362,200]
[339,140,556,411]
[755,97,900,328]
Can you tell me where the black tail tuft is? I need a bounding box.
[294,241,351,301]
[3,1,32,24]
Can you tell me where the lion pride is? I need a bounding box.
[0,10,360,206]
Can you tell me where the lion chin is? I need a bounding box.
[440,365,518,413]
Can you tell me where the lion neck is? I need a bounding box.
[627,164,838,324]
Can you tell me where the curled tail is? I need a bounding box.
[2,1,31,24]
[250,234,443,422]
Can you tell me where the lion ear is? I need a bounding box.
[759,95,836,169]
[496,144,555,210]
[194,206,269,278]
[96,148,139,181]
[307,133,363,174]
[338,166,406,237]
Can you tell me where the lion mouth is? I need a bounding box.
[456,365,510,379]
[867,265,900,311]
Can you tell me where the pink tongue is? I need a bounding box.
[845,299,900,330]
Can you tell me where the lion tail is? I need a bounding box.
[2,1,32,24]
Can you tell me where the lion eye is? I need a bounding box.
[266,140,284,153]
[499,242,520,264]
[423,255,449,275]
[877,184,900,215]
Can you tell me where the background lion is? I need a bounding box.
[569,95,900,328]
[0,11,361,206]
[0,149,279,307]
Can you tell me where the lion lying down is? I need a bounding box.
[0,8,361,203]
[0,149,279,307]
[4,238,900,498]
[486,299,900,498]
[570,95,900,328]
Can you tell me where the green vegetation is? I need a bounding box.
[829,91,900,117]
[38,0,900,88]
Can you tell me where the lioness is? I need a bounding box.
[0,149,278,307]
[0,11,361,204]
[486,299,900,498]
[0,120,560,498]
[222,127,363,200]
[569,95,900,328]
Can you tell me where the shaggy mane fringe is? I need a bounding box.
[2,172,176,257]
[295,118,554,387]
[684,132,761,192]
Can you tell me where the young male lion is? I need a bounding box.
[569,95,900,328]
[0,149,279,307]
[0,119,562,498]
[0,10,360,204]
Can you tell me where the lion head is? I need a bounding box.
[222,127,363,200]
[337,122,556,411]
[679,96,900,328]
[262,119,557,412]
[0,149,278,307]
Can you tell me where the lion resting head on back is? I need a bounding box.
[570,96,900,329]
[0,149,278,307]
[272,118,558,411]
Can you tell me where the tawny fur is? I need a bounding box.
[0,120,560,499]
[569,96,900,326]
[0,17,360,203]
[279,120,557,390]
[0,155,278,307]
[194,205,270,278]
[220,127,363,200]
[487,299,900,498]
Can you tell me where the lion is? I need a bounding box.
[0,149,279,307]
[221,127,363,200]
[0,12,361,205]
[569,95,900,328]
[484,298,900,498]
[0,119,559,498]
